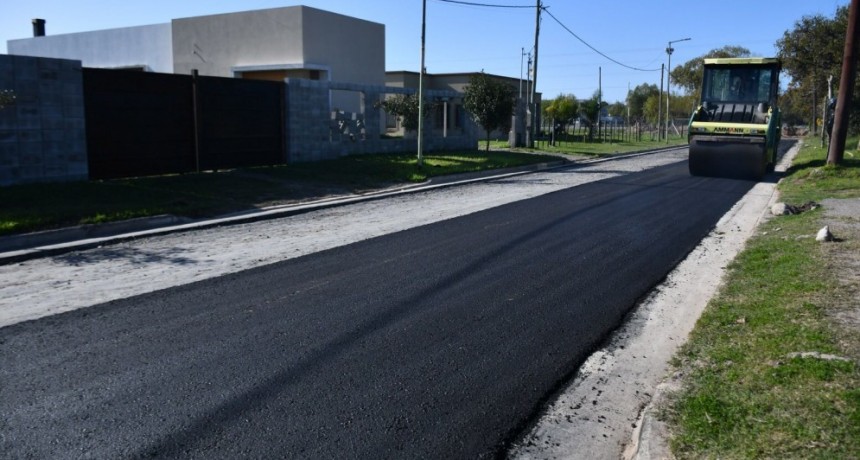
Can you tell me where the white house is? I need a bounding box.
[7,6,385,111]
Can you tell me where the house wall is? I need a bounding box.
[0,54,87,186]
[171,7,305,78]
[386,72,537,142]
[286,79,478,163]
[171,6,384,112]
[301,7,385,87]
[6,23,173,73]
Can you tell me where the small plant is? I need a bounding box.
[375,94,435,133]
[0,89,16,109]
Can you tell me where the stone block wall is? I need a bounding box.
[285,79,478,163]
[0,55,87,186]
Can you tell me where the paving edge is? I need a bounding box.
[0,146,684,266]
[622,141,802,460]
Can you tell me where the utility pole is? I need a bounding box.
[823,74,834,147]
[828,0,860,165]
[598,66,602,140]
[526,52,532,113]
[626,82,630,126]
[658,64,664,140]
[417,0,426,167]
[519,47,525,100]
[666,38,691,143]
[528,0,541,148]
[812,76,818,137]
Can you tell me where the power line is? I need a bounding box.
[434,0,534,8]
[542,8,661,72]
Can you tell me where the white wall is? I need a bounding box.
[301,7,385,86]
[7,24,173,73]
[171,6,384,112]
[171,7,305,78]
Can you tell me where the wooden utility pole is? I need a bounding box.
[658,64,664,140]
[598,66,602,140]
[828,0,860,165]
[417,0,427,167]
[528,1,541,148]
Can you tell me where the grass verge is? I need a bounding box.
[484,134,687,157]
[0,150,559,237]
[664,136,860,458]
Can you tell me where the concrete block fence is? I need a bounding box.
[285,79,479,163]
[0,54,88,186]
[0,54,479,185]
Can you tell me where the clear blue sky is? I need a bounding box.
[1,0,845,103]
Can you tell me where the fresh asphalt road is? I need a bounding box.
[0,161,757,458]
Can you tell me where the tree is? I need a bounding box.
[579,91,602,141]
[778,7,847,91]
[777,5,855,133]
[670,46,751,102]
[607,101,626,117]
[544,93,579,144]
[643,94,661,126]
[376,94,432,133]
[670,94,697,122]
[627,83,659,122]
[463,73,515,151]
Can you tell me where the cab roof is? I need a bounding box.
[704,57,780,66]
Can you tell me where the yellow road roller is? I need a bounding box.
[688,57,781,180]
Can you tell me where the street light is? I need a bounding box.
[666,37,691,143]
[417,0,427,166]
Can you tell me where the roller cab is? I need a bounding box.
[688,58,781,180]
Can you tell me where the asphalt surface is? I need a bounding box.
[0,161,757,458]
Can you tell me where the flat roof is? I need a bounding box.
[703,57,780,65]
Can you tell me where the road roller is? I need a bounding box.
[688,58,781,180]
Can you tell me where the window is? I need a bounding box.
[702,65,777,103]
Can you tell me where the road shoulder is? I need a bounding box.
[508,142,801,460]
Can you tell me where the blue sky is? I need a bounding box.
[1,0,845,103]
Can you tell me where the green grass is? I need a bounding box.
[780,137,860,202]
[0,150,559,237]
[665,136,860,458]
[532,135,687,157]
[481,133,688,157]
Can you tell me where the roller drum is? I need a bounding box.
[688,136,767,181]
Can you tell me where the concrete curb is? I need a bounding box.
[0,146,683,266]
[623,140,802,460]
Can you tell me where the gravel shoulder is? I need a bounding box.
[0,149,686,329]
[508,141,801,460]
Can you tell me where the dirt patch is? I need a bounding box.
[819,198,860,360]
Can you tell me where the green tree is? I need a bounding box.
[463,73,515,151]
[670,94,697,120]
[627,83,659,122]
[544,93,579,143]
[376,94,435,133]
[579,91,602,141]
[643,94,661,126]
[670,45,751,101]
[777,5,852,132]
[607,101,626,117]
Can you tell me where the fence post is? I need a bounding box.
[191,69,201,173]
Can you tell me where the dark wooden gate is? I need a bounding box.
[83,69,195,179]
[83,69,285,180]
[196,76,284,171]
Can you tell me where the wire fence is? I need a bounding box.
[533,121,688,149]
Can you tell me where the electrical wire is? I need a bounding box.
[434,0,661,73]
[542,8,661,72]
[434,0,535,9]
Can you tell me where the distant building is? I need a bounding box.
[386,71,541,141]
[7,6,385,111]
